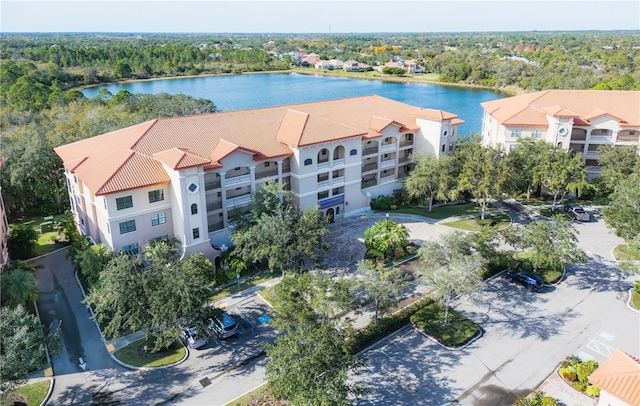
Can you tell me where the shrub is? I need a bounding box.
[370,195,394,211]
[540,397,558,406]
[585,385,600,397]
[575,360,599,383]
[571,382,586,392]
[390,204,398,210]
[393,247,405,259]
[514,397,532,406]
[560,354,582,368]
[634,279,640,295]
[559,367,577,382]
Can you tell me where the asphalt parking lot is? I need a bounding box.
[351,216,639,405]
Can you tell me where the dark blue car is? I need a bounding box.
[505,270,545,292]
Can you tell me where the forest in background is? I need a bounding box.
[0,31,639,217]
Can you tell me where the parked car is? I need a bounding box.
[209,310,239,339]
[564,205,589,222]
[181,327,208,349]
[505,270,545,292]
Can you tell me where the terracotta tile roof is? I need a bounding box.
[481,90,640,128]
[589,349,640,406]
[153,148,212,170]
[55,95,460,195]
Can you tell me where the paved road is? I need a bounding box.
[352,215,638,405]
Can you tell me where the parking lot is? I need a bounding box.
[352,243,639,405]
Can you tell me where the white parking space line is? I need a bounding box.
[586,339,617,358]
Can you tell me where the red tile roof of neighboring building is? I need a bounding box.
[589,349,640,406]
[55,95,461,195]
[481,90,640,128]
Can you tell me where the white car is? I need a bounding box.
[181,327,208,349]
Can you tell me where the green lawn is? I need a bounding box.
[632,290,640,309]
[1,380,51,406]
[113,338,186,368]
[513,253,564,284]
[613,244,640,261]
[11,214,69,257]
[410,302,480,347]
[209,270,281,302]
[423,202,494,220]
[441,213,511,232]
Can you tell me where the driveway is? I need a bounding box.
[352,218,638,405]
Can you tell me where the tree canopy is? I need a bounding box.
[404,153,458,212]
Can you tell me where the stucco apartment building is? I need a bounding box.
[54,95,463,264]
[480,90,640,177]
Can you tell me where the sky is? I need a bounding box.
[1,0,639,33]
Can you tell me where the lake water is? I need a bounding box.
[82,72,508,136]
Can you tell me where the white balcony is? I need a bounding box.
[332,158,345,167]
[585,151,598,159]
[380,144,396,153]
[226,194,252,208]
[380,174,396,184]
[225,174,251,187]
[332,176,345,184]
[318,161,329,170]
[380,160,396,169]
[588,135,613,143]
[317,180,330,188]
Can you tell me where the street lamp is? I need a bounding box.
[386,213,390,232]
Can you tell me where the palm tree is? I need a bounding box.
[1,263,38,307]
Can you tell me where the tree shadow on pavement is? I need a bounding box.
[564,257,634,293]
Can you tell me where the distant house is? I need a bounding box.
[377,60,404,72]
[588,349,640,406]
[328,59,344,70]
[405,60,425,73]
[343,60,362,71]
[302,54,321,66]
[315,60,331,69]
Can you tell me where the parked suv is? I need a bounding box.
[181,326,208,349]
[505,270,545,292]
[564,205,589,222]
[209,310,239,339]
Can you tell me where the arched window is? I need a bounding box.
[350,149,357,156]
[191,203,198,215]
[304,158,313,166]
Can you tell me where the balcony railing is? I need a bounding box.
[362,147,379,156]
[332,158,345,166]
[617,134,639,142]
[398,155,410,163]
[226,174,251,187]
[317,180,330,188]
[227,194,252,208]
[585,151,598,159]
[318,161,329,170]
[361,179,377,189]
[380,174,396,184]
[332,176,345,184]
[380,143,396,153]
[589,135,613,143]
[380,160,396,169]
[399,140,413,148]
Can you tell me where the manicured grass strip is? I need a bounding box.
[257,285,279,307]
[424,202,493,220]
[226,383,275,406]
[632,290,640,310]
[3,380,51,406]
[613,244,640,261]
[410,302,480,348]
[11,213,69,257]
[209,271,281,302]
[113,338,185,368]
[441,213,511,232]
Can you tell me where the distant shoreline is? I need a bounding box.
[79,68,522,96]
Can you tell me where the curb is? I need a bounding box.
[108,339,189,371]
[412,324,484,351]
[41,377,54,406]
[626,288,640,314]
[225,381,268,406]
[23,245,71,264]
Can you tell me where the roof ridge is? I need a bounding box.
[129,119,159,152]
[96,151,136,195]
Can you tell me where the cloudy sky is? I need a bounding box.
[1,0,639,33]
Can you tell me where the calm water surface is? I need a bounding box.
[83,72,507,135]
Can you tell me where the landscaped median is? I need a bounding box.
[410,302,481,348]
[112,338,187,368]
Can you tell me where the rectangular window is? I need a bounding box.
[264,162,270,167]
[119,220,136,234]
[122,243,139,255]
[116,196,133,210]
[318,191,329,200]
[148,189,164,203]
[532,130,542,139]
[509,144,518,151]
[511,129,522,138]
[106,223,110,234]
[151,212,167,227]
[192,228,200,239]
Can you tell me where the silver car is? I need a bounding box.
[181,327,208,349]
[209,310,239,339]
